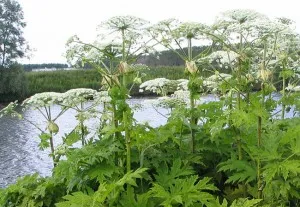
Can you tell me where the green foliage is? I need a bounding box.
[0,0,28,67]
[218,158,257,184]
[210,198,262,207]
[150,176,217,207]
[56,168,148,207]
[25,69,101,96]
[0,64,28,102]
[24,67,186,98]
[0,174,66,207]
[2,12,300,207]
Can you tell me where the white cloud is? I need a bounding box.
[18,0,300,64]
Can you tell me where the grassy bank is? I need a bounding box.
[25,69,102,96]
[25,66,187,97]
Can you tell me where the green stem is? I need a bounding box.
[257,81,265,199]
[121,29,125,62]
[236,58,243,161]
[80,120,85,146]
[80,102,85,146]
[281,77,286,120]
[236,33,243,160]
[49,131,56,167]
[188,38,192,61]
[190,89,196,154]
[257,40,267,198]
[257,159,262,198]
[124,111,131,173]
[121,29,127,88]
[257,116,262,199]
[188,37,196,154]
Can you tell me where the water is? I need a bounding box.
[0,94,294,188]
[0,97,175,188]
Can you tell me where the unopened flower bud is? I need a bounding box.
[118,61,130,74]
[47,121,59,134]
[185,61,198,74]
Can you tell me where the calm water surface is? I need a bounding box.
[0,94,294,188]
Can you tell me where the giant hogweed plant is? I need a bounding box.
[66,15,156,176]
[1,13,300,206]
[209,10,300,203]
[0,89,110,166]
[148,19,216,154]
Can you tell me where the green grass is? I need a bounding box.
[25,69,101,96]
[25,67,190,96]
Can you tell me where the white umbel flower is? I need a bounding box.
[22,92,63,108]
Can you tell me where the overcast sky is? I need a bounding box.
[18,0,300,64]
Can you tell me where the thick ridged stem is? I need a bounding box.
[124,111,131,173]
[49,132,56,166]
[190,90,196,154]
[188,38,196,154]
[80,102,85,146]
[121,29,127,88]
[257,116,262,199]
[281,76,286,120]
[237,33,243,161]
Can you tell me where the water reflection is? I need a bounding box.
[0,98,171,188]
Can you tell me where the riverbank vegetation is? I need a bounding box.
[25,66,185,97]
[1,10,300,207]
[0,64,28,103]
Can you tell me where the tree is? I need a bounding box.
[0,0,27,67]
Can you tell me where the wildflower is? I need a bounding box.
[215,9,269,34]
[99,15,149,32]
[94,91,112,103]
[203,50,239,65]
[177,79,189,91]
[22,92,63,108]
[139,78,177,96]
[0,101,21,119]
[61,88,98,107]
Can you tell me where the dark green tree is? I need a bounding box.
[0,0,27,67]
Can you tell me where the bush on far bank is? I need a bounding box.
[0,64,28,103]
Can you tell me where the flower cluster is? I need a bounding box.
[285,84,300,92]
[203,73,232,92]
[172,90,190,103]
[61,88,98,107]
[215,9,269,34]
[22,92,63,108]
[143,95,187,110]
[94,90,112,103]
[0,101,21,119]
[99,15,149,32]
[176,79,189,91]
[139,78,178,96]
[205,50,239,66]
[174,22,208,39]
